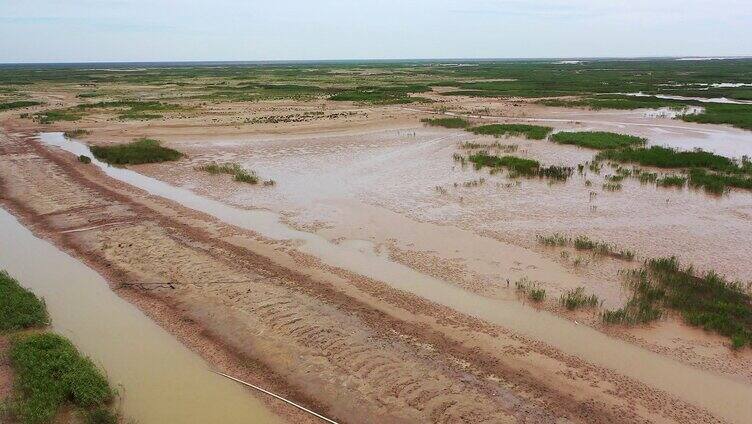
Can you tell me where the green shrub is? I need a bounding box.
[90,138,183,165]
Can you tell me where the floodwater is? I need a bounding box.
[622,91,752,105]
[0,207,281,424]
[39,132,752,423]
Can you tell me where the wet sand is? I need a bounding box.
[0,208,282,424]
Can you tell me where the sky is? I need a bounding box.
[1,0,751,63]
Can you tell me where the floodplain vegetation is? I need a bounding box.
[468,124,552,140]
[602,258,752,349]
[0,271,118,424]
[537,233,635,261]
[197,161,275,186]
[550,131,646,150]
[467,152,573,181]
[515,277,546,302]
[596,146,752,194]
[90,138,183,165]
[421,117,470,128]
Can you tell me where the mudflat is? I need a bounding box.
[2,61,752,423]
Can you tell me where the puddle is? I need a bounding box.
[0,208,281,424]
[38,132,752,423]
[622,92,752,105]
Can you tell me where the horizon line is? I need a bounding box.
[2,55,752,67]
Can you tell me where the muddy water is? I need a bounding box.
[0,208,281,424]
[416,108,752,158]
[39,132,752,422]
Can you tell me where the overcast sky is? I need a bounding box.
[1,0,751,63]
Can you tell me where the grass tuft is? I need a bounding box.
[560,287,600,310]
[468,124,552,140]
[90,138,183,165]
[421,117,470,128]
[197,162,259,184]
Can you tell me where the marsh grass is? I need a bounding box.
[538,234,634,261]
[197,162,259,184]
[656,175,687,188]
[515,278,546,302]
[560,287,600,310]
[468,124,552,140]
[0,101,42,111]
[596,146,739,173]
[90,138,182,165]
[467,152,572,180]
[681,103,752,130]
[421,117,470,128]
[603,258,752,348]
[459,141,518,153]
[10,333,114,424]
[602,182,622,191]
[34,109,84,124]
[550,131,646,150]
[0,271,48,333]
[573,236,635,260]
[688,168,752,194]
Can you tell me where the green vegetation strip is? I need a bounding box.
[603,258,752,349]
[596,146,752,193]
[0,101,42,111]
[681,104,752,130]
[550,131,646,150]
[0,271,48,333]
[0,270,117,423]
[468,152,573,180]
[90,138,183,165]
[468,124,552,140]
[421,117,470,128]
[10,333,115,424]
[537,234,634,261]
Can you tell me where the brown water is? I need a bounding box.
[0,207,282,424]
[39,132,752,423]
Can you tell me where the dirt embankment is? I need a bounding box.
[1,114,740,424]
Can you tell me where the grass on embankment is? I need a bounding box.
[9,334,116,424]
[550,131,646,150]
[468,124,552,140]
[602,258,752,349]
[0,271,118,423]
[90,138,183,165]
[421,117,471,128]
[0,271,48,333]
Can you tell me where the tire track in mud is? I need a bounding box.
[0,130,729,423]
